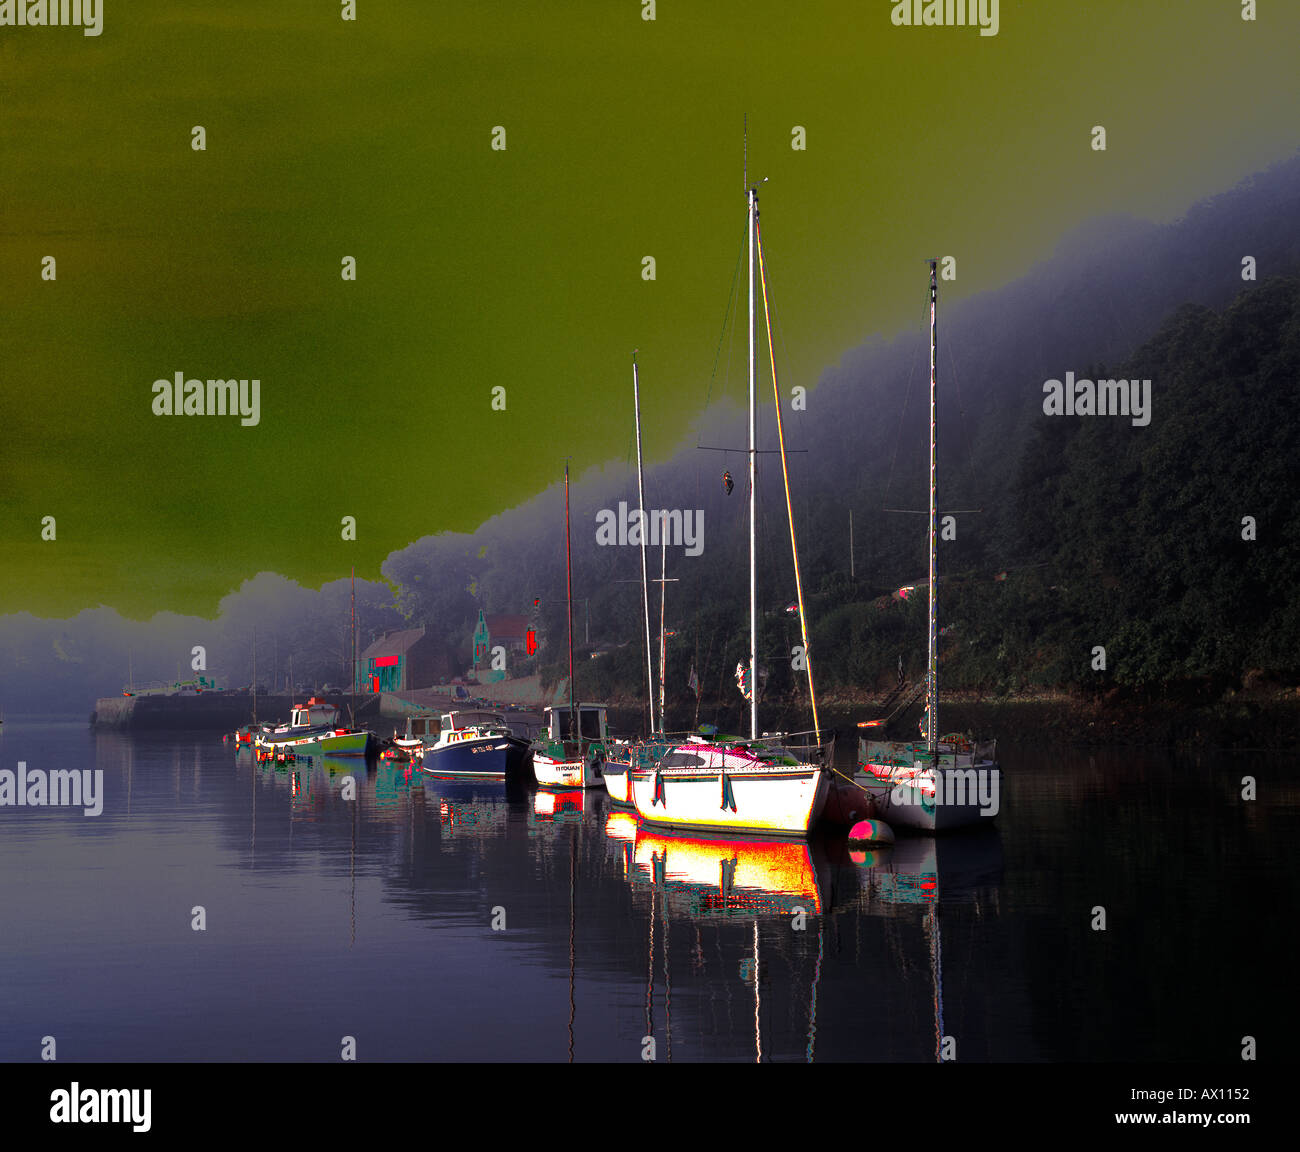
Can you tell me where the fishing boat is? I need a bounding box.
[852,261,1001,833]
[533,702,611,789]
[254,697,375,759]
[417,709,530,780]
[628,171,833,837]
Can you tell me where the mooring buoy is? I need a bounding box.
[847,818,895,846]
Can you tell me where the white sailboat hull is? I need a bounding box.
[629,744,831,837]
[600,762,632,805]
[862,762,1001,833]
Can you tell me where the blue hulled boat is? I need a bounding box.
[417,710,531,781]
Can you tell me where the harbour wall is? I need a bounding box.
[89,692,377,730]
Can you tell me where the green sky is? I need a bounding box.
[1,0,1295,618]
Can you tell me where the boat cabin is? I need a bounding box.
[290,698,340,729]
[403,714,441,741]
[544,703,609,743]
[440,710,509,734]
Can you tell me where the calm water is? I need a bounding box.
[0,718,1290,1063]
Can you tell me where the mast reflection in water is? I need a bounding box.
[0,721,1286,1062]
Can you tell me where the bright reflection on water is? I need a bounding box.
[0,719,1290,1062]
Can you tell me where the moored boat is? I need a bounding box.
[418,710,530,780]
[629,733,832,837]
[254,697,376,759]
[857,735,1001,833]
[531,462,610,790]
[390,712,439,760]
[627,168,831,837]
[835,261,1001,833]
[532,703,611,789]
[601,736,674,807]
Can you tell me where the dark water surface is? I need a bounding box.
[0,719,1290,1062]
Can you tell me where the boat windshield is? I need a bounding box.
[548,707,605,741]
[449,711,505,730]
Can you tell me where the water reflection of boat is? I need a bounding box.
[837,827,1003,1062]
[435,794,514,840]
[279,755,370,809]
[604,809,639,845]
[828,825,1003,907]
[417,768,528,805]
[628,826,827,917]
[625,821,831,1062]
[532,788,600,822]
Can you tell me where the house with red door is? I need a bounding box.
[359,627,450,693]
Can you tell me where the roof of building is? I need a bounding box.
[485,613,529,639]
[360,627,426,660]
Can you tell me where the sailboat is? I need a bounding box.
[628,175,833,837]
[602,352,675,807]
[532,463,611,789]
[855,260,1002,833]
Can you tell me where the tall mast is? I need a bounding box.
[926,259,939,757]
[658,535,667,729]
[633,353,656,735]
[747,184,759,742]
[564,462,576,745]
[755,212,821,744]
[350,565,357,728]
[251,628,257,724]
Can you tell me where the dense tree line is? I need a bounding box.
[534,276,1300,715]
